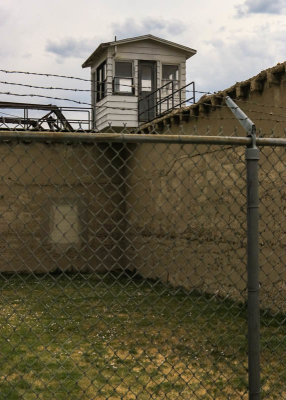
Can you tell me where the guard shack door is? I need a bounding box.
[138,61,157,123]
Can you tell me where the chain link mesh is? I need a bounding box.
[258,145,286,399]
[0,128,284,399]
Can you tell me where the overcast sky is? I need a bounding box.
[0,0,285,108]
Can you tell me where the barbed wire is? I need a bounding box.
[0,79,137,92]
[0,68,211,90]
[0,80,91,93]
[0,90,161,113]
[2,72,286,116]
[0,68,263,107]
[0,110,22,118]
[195,92,286,112]
[0,90,194,112]
[235,98,286,112]
[198,101,286,121]
[0,91,92,106]
[0,79,204,95]
[1,68,285,99]
[0,90,286,125]
[0,68,226,97]
[0,69,286,124]
[0,69,91,82]
[0,79,199,94]
[147,116,286,124]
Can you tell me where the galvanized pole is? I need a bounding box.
[246,131,261,400]
[226,96,261,400]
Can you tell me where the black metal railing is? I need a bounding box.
[138,81,195,123]
[0,101,92,131]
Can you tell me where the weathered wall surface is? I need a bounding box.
[125,144,247,295]
[2,137,285,312]
[138,61,286,138]
[0,141,125,273]
[125,142,286,312]
[128,62,286,312]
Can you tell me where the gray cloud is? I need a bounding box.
[0,7,10,26]
[196,25,285,93]
[46,37,101,59]
[111,17,186,39]
[45,16,186,62]
[237,0,286,16]
[210,37,265,59]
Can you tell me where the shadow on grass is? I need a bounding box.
[0,270,284,399]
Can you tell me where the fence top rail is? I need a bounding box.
[0,130,285,146]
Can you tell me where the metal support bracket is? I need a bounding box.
[225,96,257,148]
[226,95,261,400]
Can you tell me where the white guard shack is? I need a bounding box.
[82,34,196,131]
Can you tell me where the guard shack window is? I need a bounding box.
[113,61,134,94]
[162,64,179,93]
[96,61,107,101]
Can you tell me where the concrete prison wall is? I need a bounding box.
[129,62,286,313]
[138,61,286,138]
[0,61,285,314]
[0,141,126,273]
[125,143,247,297]
[124,142,286,313]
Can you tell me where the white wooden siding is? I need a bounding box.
[180,62,187,103]
[116,52,186,63]
[89,39,191,130]
[95,95,138,131]
[116,40,188,58]
[91,71,96,128]
[134,59,138,96]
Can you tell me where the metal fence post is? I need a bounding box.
[225,96,261,400]
[246,135,260,400]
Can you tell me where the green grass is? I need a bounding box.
[0,273,284,399]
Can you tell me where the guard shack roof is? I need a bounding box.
[82,34,197,68]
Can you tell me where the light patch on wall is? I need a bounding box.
[50,204,79,245]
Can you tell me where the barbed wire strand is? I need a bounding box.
[198,101,286,121]
[0,68,286,121]
[0,90,286,124]
[0,79,209,98]
[1,72,286,116]
[0,110,23,118]
[0,69,91,82]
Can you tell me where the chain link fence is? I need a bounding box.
[0,127,284,399]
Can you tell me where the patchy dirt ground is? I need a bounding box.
[0,274,284,399]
